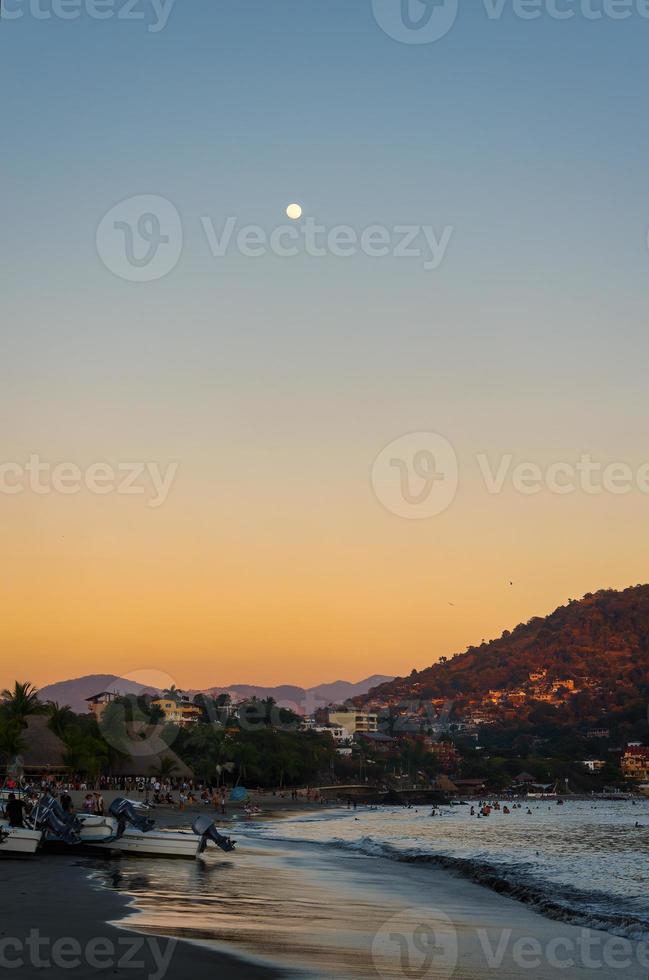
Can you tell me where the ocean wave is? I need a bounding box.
[248,825,649,942]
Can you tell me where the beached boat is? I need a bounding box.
[31,797,235,859]
[0,821,42,855]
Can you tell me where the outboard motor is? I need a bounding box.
[31,795,81,845]
[109,798,155,837]
[192,815,236,854]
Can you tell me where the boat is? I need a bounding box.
[0,821,42,856]
[30,796,236,859]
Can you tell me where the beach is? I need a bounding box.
[3,800,649,979]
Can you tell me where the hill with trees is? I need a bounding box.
[364,586,649,733]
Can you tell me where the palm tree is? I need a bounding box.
[214,761,235,787]
[46,702,75,738]
[61,731,109,777]
[0,716,26,763]
[230,742,259,786]
[161,686,183,703]
[1,681,45,726]
[150,755,179,781]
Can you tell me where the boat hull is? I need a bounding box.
[0,823,42,855]
[87,829,202,858]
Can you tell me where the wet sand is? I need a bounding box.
[0,851,280,979]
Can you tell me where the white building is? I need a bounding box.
[314,725,347,743]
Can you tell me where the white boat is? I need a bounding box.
[0,821,42,855]
[32,797,235,860]
[75,815,210,858]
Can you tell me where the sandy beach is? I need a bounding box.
[3,803,648,979]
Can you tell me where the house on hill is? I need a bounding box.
[86,690,121,721]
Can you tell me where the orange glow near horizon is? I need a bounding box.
[2,460,647,691]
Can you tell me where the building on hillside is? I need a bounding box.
[86,690,121,720]
[356,732,395,753]
[329,710,378,738]
[621,745,649,782]
[581,760,606,772]
[313,725,347,743]
[151,698,202,726]
[587,729,610,739]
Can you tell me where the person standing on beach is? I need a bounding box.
[220,791,226,815]
[4,794,27,828]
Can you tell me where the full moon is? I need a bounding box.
[286,203,302,220]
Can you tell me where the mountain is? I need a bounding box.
[362,586,649,728]
[37,673,393,715]
[37,674,160,713]
[205,676,394,713]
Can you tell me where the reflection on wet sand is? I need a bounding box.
[85,842,409,978]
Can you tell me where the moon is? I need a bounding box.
[286,203,302,220]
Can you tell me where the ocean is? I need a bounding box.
[248,799,649,940]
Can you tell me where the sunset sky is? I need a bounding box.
[2,4,649,691]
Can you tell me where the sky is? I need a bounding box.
[2,1,649,691]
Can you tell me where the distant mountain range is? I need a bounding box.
[37,673,394,715]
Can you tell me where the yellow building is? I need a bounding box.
[329,710,378,739]
[151,698,202,726]
[621,745,649,782]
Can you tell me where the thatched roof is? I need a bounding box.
[20,716,69,771]
[110,745,193,779]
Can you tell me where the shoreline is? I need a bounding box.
[99,806,649,978]
[5,803,649,978]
